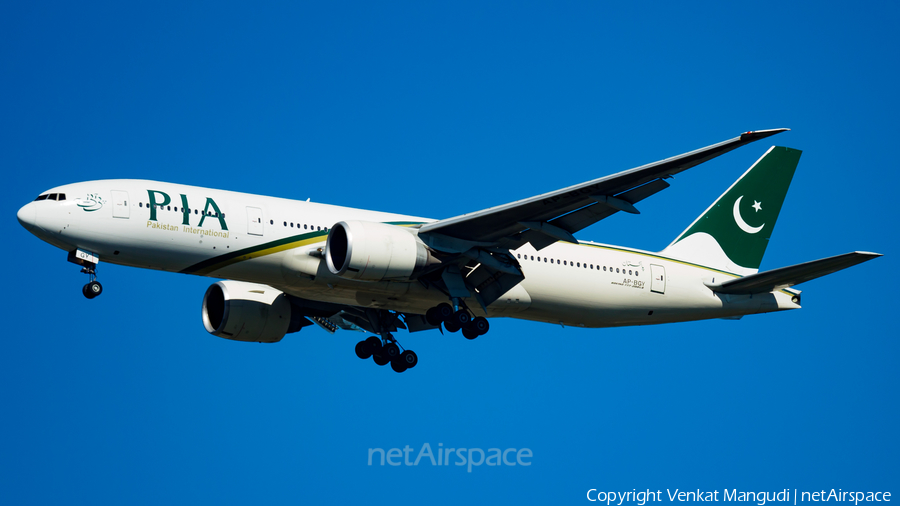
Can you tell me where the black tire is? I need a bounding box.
[444,320,460,333]
[383,343,400,360]
[462,328,479,340]
[390,359,407,373]
[399,350,418,368]
[472,317,489,335]
[452,310,470,327]
[355,340,372,359]
[373,352,390,366]
[435,303,454,322]
[87,281,102,297]
[365,336,381,348]
[82,284,94,299]
[425,307,442,326]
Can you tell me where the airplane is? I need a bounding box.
[16,129,881,373]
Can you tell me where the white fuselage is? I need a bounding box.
[17,180,799,328]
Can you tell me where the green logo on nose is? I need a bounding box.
[77,193,106,212]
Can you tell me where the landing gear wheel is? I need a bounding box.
[399,350,418,369]
[390,359,408,373]
[425,307,442,326]
[82,281,102,299]
[373,351,390,366]
[462,327,479,340]
[450,310,470,327]
[435,303,454,321]
[370,338,388,365]
[471,317,489,335]
[383,343,400,360]
[355,340,373,359]
[444,320,460,333]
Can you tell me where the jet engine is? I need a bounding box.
[325,220,437,281]
[201,280,295,343]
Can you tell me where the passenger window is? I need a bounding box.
[530,256,534,261]
[270,220,273,225]
[603,266,606,271]
[291,223,294,227]
[577,262,580,267]
[616,268,620,273]
[317,226,321,231]
[517,254,521,258]
[304,224,308,230]
[544,258,547,262]
[563,261,567,265]
[139,202,143,207]
[537,257,540,262]
[284,221,287,226]
[167,206,171,211]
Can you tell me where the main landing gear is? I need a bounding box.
[424,302,489,340]
[354,334,419,373]
[81,267,102,299]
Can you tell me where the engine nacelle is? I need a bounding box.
[325,220,432,281]
[201,280,293,343]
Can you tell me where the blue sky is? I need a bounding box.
[3,1,898,504]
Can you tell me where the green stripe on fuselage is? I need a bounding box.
[179,221,424,276]
[180,231,327,275]
[578,242,798,296]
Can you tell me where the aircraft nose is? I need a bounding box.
[17,202,37,231]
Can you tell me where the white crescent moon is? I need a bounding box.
[733,196,764,234]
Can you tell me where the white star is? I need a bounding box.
[752,200,762,212]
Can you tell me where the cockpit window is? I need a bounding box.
[34,193,67,201]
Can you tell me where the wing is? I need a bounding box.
[419,129,789,251]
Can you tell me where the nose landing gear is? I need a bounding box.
[81,269,103,299]
[68,249,103,299]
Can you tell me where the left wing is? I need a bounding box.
[419,129,788,251]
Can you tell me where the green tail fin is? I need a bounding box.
[663,146,802,272]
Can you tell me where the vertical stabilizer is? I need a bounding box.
[660,146,802,275]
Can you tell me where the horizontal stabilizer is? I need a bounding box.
[706,251,881,294]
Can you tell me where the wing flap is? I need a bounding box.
[706,251,882,295]
[548,178,672,234]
